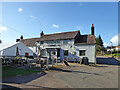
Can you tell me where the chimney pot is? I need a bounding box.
[92,24,93,27]
[91,24,95,35]
[16,39,20,42]
[40,31,44,37]
[20,35,23,40]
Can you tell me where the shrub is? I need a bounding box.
[0,58,4,63]
[25,56,34,59]
[14,56,22,60]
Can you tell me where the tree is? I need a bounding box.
[98,35,103,46]
[95,35,104,54]
[96,35,103,46]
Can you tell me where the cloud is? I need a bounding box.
[18,8,23,12]
[103,43,110,47]
[76,25,84,30]
[76,26,82,29]
[0,26,7,31]
[103,34,120,47]
[30,15,37,20]
[52,24,59,28]
[110,34,118,45]
[55,32,61,33]
[30,15,36,19]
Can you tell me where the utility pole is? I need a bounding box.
[116,45,119,60]
[111,41,112,57]
[55,48,58,65]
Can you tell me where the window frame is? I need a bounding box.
[41,49,45,56]
[63,40,68,44]
[79,50,86,56]
[64,50,68,56]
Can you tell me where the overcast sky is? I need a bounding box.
[0,2,118,46]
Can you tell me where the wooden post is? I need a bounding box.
[46,57,49,70]
[117,50,119,59]
[51,52,54,67]
[46,49,49,70]
[74,58,75,63]
[94,58,97,65]
[56,57,58,65]
[52,58,53,67]
[80,58,82,65]
[63,57,64,65]
[55,48,58,65]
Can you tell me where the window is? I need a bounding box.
[57,49,60,57]
[41,49,45,56]
[53,51,56,55]
[79,50,86,56]
[16,47,19,56]
[46,40,60,44]
[41,41,44,44]
[72,51,76,55]
[56,40,60,44]
[64,50,68,56]
[63,40,68,44]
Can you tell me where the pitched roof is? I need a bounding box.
[0,42,20,51]
[115,45,120,48]
[75,35,96,45]
[39,31,80,41]
[21,38,40,47]
[107,46,116,49]
[21,30,96,46]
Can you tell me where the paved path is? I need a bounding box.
[96,57,120,65]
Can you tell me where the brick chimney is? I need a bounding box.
[16,35,23,42]
[16,39,20,42]
[91,24,95,35]
[20,35,23,40]
[40,31,44,37]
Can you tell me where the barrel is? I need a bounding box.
[82,57,89,65]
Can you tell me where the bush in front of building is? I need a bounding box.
[25,56,34,59]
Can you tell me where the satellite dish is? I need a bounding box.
[0,40,2,44]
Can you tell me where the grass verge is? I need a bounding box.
[2,66,40,78]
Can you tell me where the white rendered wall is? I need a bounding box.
[1,42,33,57]
[38,39,96,63]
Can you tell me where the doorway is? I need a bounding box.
[47,49,55,61]
[57,48,60,57]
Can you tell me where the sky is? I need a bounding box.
[0,2,118,47]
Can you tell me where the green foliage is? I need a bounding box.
[25,56,34,59]
[104,53,120,59]
[96,45,101,52]
[112,53,116,57]
[96,45,105,52]
[98,35,103,46]
[14,56,22,60]
[14,56,34,60]
[96,35,104,53]
[96,35,103,46]
[0,58,4,62]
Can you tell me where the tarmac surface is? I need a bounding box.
[2,57,119,89]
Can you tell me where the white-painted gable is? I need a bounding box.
[0,42,33,57]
